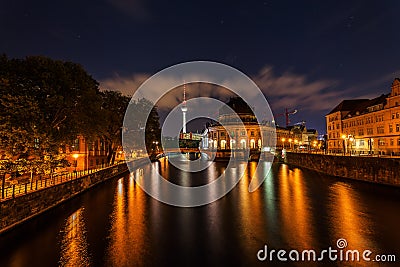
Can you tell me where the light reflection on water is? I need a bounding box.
[59,208,91,267]
[327,182,375,251]
[1,162,400,267]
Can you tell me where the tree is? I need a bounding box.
[0,55,102,185]
[99,90,130,164]
[122,98,161,157]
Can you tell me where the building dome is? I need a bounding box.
[219,97,257,124]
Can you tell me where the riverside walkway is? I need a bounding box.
[0,162,130,201]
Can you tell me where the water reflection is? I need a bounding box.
[277,165,315,249]
[59,208,91,267]
[327,182,375,251]
[106,175,147,266]
[2,162,400,267]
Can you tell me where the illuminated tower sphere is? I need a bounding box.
[181,84,187,133]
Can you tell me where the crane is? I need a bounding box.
[275,108,297,127]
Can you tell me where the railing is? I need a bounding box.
[0,163,126,201]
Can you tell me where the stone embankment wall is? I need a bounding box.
[0,158,148,234]
[285,152,400,186]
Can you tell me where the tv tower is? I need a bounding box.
[181,82,187,133]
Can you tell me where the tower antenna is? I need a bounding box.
[181,81,188,133]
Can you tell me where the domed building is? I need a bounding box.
[203,97,275,153]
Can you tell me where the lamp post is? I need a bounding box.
[281,138,286,149]
[341,134,347,155]
[72,154,79,172]
[368,138,374,155]
[288,138,292,151]
[349,135,354,156]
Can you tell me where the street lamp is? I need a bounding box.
[341,134,347,155]
[288,138,292,151]
[349,136,354,156]
[281,138,286,149]
[72,154,79,172]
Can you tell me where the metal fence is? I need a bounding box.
[0,163,122,201]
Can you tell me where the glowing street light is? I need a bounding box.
[73,154,79,172]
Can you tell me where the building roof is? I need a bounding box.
[327,99,368,115]
[219,97,254,115]
[327,93,390,118]
[307,129,318,134]
[345,94,387,118]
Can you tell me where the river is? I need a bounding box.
[0,160,399,266]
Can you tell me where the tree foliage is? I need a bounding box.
[0,55,101,178]
[99,90,130,164]
[0,55,162,185]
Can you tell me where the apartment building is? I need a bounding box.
[326,78,400,155]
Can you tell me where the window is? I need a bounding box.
[398,138,400,146]
[34,138,40,149]
[358,129,364,136]
[397,124,400,132]
[390,139,394,146]
[72,138,80,151]
[389,125,393,133]
[220,132,225,137]
[377,126,384,134]
[367,128,373,135]
[392,113,395,119]
[241,130,246,136]
[359,139,365,147]
[336,124,340,129]
[250,131,254,136]
[378,139,385,146]
[220,140,226,149]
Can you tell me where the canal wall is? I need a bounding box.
[285,152,400,186]
[0,158,148,235]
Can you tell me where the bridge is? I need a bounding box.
[154,148,271,162]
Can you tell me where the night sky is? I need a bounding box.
[2,0,400,134]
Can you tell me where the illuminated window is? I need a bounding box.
[230,139,236,149]
[221,140,226,149]
[240,139,246,149]
[72,139,80,151]
[250,139,255,149]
